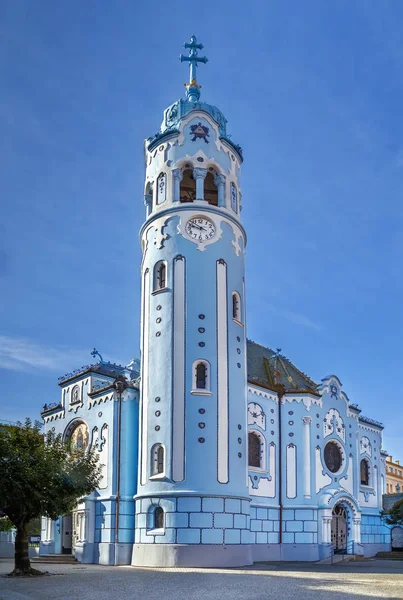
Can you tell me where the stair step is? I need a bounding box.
[376,552,403,560]
[31,555,78,564]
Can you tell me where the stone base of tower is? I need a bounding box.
[131,544,252,567]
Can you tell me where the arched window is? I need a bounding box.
[192,360,211,393]
[360,458,369,486]
[154,507,164,529]
[232,292,241,322]
[180,168,196,202]
[248,432,261,468]
[196,363,206,389]
[153,261,167,291]
[151,444,165,476]
[204,171,218,206]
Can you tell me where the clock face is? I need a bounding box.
[185,217,216,242]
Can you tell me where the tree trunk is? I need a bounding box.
[10,523,44,576]
[14,524,31,573]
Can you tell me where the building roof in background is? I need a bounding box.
[247,340,319,395]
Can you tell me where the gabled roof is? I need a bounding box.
[247,340,319,396]
[58,362,139,386]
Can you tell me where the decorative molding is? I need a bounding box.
[172,256,186,482]
[216,259,229,484]
[248,385,279,403]
[140,268,150,486]
[43,409,65,423]
[316,446,332,493]
[286,444,297,498]
[281,394,322,411]
[302,416,312,498]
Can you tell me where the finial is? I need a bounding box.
[179,35,208,102]
[276,348,282,356]
[91,348,104,363]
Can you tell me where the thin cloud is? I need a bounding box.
[265,304,321,331]
[0,335,88,373]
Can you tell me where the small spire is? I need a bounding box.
[179,35,208,102]
[91,347,104,363]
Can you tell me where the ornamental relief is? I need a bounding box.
[360,436,372,456]
[324,408,345,442]
[247,402,266,430]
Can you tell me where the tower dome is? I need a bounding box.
[146,35,243,163]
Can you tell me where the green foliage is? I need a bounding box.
[26,518,41,535]
[385,498,403,525]
[0,418,102,529]
[0,516,13,531]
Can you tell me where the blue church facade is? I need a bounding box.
[39,37,391,566]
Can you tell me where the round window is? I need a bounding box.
[324,441,343,473]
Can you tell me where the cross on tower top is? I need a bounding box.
[180,35,208,102]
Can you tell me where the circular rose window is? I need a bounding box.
[324,441,343,473]
[69,422,89,452]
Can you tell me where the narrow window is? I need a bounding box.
[154,507,164,529]
[157,446,164,474]
[158,263,166,289]
[248,432,261,468]
[180,168,196,202]
[232,292,241,322]
[360,459,369,486]
[204,171,218,206]
[153,261,167,291]
[230,183,238,212]
[151,444,164,476]
[196,362,206,389]
[157,173,166,205]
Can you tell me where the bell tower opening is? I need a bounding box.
[204,171,218,206]
[180,168,196,202]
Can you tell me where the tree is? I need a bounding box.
[0,419,101,576]
[0,515,13,532]
[385,498,403,526]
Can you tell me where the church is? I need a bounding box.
[39,37,392,567]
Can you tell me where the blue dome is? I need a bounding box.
[146,36,243,162]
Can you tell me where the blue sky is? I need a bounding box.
[1,1,402,457]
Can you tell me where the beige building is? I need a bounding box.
[386,456,403,494]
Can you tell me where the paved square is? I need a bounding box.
[0,559,402,600]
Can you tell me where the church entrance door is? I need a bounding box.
[62,515,72,554]
[331,504,347,554]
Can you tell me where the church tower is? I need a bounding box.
[132,37,252,567]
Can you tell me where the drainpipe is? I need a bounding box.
[114,377,127,566]
[277,386,285,549]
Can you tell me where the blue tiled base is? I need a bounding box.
[96,542,116,565]
[94,542,135,565]
[114,542,133,565]
[74,542,95,564]
[131,543,253,567]
[280,544,321,561]
[252,543,325,562]
[361,542,390,557]
[252,544,281,561]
